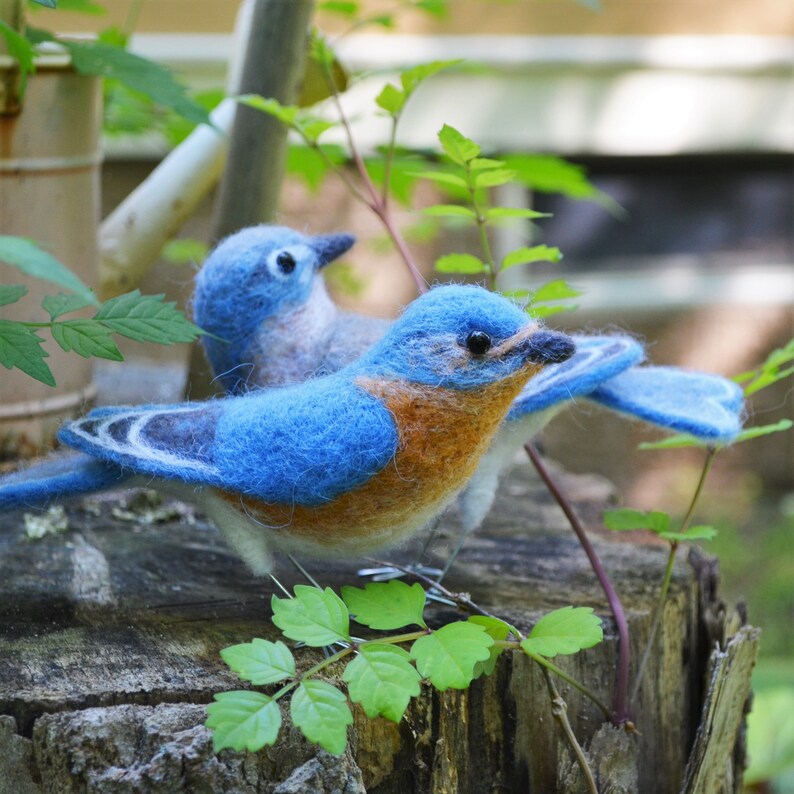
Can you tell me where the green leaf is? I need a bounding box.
[410,622,493,691]
[0,20,35,94]
[317,0,359,15]
[42,293,93,320]
[603,508,670,533]
[659,525,718,542]
[0,285,27,308]
[366,156,423,206]
[735,419,793,443]
[296,118,336,143]
[474,168,518,188]
[738,340,794,395]
[415,0,450,16]
[62,40,211,128]
[438,124,480,165]
[30,0,57,7]
[485,207,548,221]
[237,95,299,126]
[470,157,506,171]
[0,237,98,305]
[271,585,351,647]
[341,580,427,630]
[309,29,336,72]
[206,691,281,752]
[503,153,612,206]
[637,434,707,451]
[287,144,346,194]
[160,238,209,266]
[290,680,353,755]
[408,170,468,190]
[401,60,462,97]
[521,607,603,658]
[343,643,421,721]
[51,320,123,361]
[468,615,513,679]
[528,303,579,319]
[375,83,406,115]
[0,320,55,386]
[94,290,203,344]
[220,638,295,686]
[420,204,476,219]
[502,246,563,271]
[531,279,582,303]
[435,253,488,274]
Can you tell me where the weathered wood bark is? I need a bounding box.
[0,462,757,792]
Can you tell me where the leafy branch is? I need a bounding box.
[0,238,205,386]
[207,581,605,756]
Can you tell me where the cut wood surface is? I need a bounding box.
[0,461,756,793]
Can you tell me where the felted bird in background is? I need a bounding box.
[0,285,574,575]
[193,226,745,570]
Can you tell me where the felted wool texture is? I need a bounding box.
[589,367,745,442]
[193,226,355,394]
[0,451,126,510]
[60,377,399,507]
[217,365,545,557]
[509,335,645,419]
[59,285,546,510]
[356,285,569,390]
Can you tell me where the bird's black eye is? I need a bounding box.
[276,251,296,274]
[465,330,492,355]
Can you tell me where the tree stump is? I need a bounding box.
[0,460,757,793]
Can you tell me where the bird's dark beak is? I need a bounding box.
[523,329,575,365]
[312,233,356,268]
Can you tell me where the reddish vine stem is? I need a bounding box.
[525,442,631,725]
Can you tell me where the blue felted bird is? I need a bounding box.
[193,226,745,566]
[0,285,574,574]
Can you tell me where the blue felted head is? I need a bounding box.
[356,284,575,390]
[194,225,355,381]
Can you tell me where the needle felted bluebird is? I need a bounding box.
[193,226,745,567]
[0,285,574,575]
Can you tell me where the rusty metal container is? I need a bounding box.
[0,56,102,458]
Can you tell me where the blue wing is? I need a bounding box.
[0,451,126,511]
[58,376,399,506]
[588,367,744,442]
[508,335,644,419]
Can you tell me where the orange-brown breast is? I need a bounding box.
[217,365,541,555]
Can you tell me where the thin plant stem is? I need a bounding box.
[541,666,599,794]
[525,442,631,725]
[525,649,612,720]
[367,558,612,717]
[630,447,717,705]
[321,67,427,294]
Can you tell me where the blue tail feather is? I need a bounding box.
[589,367,744,442]
[0,452,127,511]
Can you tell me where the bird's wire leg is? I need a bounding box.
[433,523,473,586]
[268,572,292,598]
[287,553,324,589]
